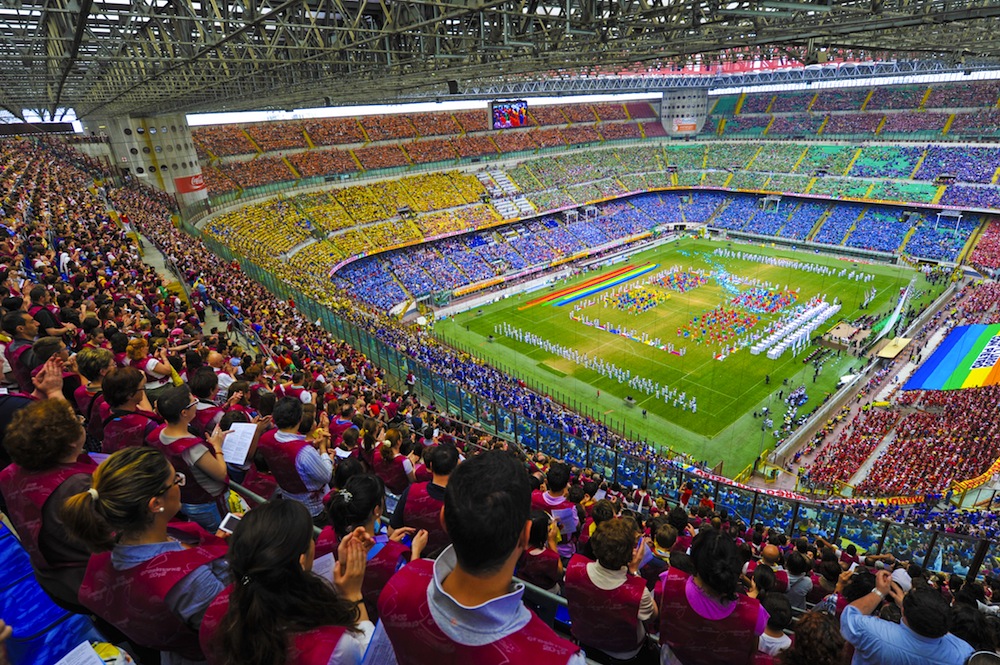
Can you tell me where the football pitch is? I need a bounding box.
[435,237,946,475]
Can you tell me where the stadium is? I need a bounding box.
[2,0,1000,663]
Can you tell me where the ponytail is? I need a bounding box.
[379,428,401,463]
[60,447,172,552]
[327,474,384,538]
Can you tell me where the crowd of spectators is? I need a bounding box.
[969,217,1000,271]
[402,138,458,164]
[352,145,410,170]
[802,408,899,490]
[408,112,461,137]
[625,101,657,119]
[244,121,309,153]
[451,134,498,158]
[949,109,1000,137]
[813,203,864,245]
[880,112,949,134]
[811,88,870,112]
[531,105,571,125]
[302,116,366,146]
[360,114,417,142]
[720,115,771,136]
[289,148,358,178]
[191,125,258,157]
[903,214,980,262]
[916,146,1000,183]
[845,207,912,253]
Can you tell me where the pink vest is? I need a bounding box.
[101,410,162,454]
[147,428,225,505]
[280,385,306,402]
[656,569,760,665]
[257,430,311,494]
[402,482,449,557]
[191,402,225,437]
[5,338,33,393]
[517,548,562,590]
[745,560,789,593]
[564,555,644,654]
[363,539,411,622]
[413,463,432,483]
[126,356,168,388]
[199,585,348,665]
[80,523,228,661]
[378,559,580,665]
[0,456,96,570]
[373,449,410,495]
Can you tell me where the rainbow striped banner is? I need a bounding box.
[550,262,659,307]
[904,324,1000,391]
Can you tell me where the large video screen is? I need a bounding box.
[491,100,529,130]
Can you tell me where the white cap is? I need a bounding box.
[891,568,912,593]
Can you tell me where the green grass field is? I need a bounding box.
[435,237,945,475]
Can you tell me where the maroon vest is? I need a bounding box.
[363,538,411,622]
[241,466,278,508]
[373,450,410,495]
[378,559,580,665]
[0,456,96,570]
[656,569,760,665]
[5,338,33,393]
[315,526,339,559]
[147,428,225,505]
[257,430,311,494]
[402,482,450,557]
[564,555,644,654]
[280,385,306,402]
[199,584,348,665]
[127,356,168,388]
[80,523,228,661]
[413,463,432,483]
[191,402,225,437]
[517,548,562,590]
[744,560,789,593]
[577,517,595,549]
[102,410,162,454]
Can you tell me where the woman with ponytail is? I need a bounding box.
[199,499,373,665]
[327,474,427,622]
[371,428,415,495]
[61,446,229,664]
[653,529,768,665]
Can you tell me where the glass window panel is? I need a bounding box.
[980,541,1000,580]
[930,534,977,578]
[752,494,796,534]
[793,504,841,541]
[649,468,683,501]
[496,405,516,441]
[538,423,562,460]
[460,388,476,422]
[618,454,644,490]
[883,523,932,566]
[479,400,497,435]
[445,382,462,417]
[838,513,882,554]
[715,485,757,528]
[589,444,615,481]
[430,374,447,408]
[516,418,535,449]
[688,477,718,509]
[563,435,586,469]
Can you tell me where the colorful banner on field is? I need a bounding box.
[903,324,1000,391]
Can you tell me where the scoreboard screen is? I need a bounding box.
[490,100,529,129]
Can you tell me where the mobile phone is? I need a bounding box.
[400,532,414,547]
[218,512,242,534]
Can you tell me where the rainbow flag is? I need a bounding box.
[551,263,658,307]
[904,324,1000,391]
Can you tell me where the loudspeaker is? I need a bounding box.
[447,80,459,95]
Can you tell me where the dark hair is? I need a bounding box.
[102,366,145,408]
[786,551,811,576]
[213,499,360,665]
[591,518,636,571]
[5,399,84,471]
[903,586,952,639]
[333,457,364,490]
[1,310,29,336]
[779,611,844,665]
[427,443,459,476]
[527,511,551,549]
[228,381,250,405]
[272,397,303,430]
[220,410,250,431]
[668,505,689,531]
[689,529,741,601]
[669,552,696,576]
[546,462,570,492]
[444,450,529,575]
[753,563,776,595]
[591,499,616,525]
[156,385,195,423]
[654,524,678,550]
[762,592,792,630]
[189,367,219,399]
[32,336,65,364]
[327,474,384,538]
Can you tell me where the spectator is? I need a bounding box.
[100,366,162,454]
[779,610,844,665]
[757,592,792,656]
[148,385,230,532]
[256,397,333,524]
[374,450,584,664]
[61,447,229,663]
[840,570,974,664]
[564,517,657,663]
[327,473,427,622]
[390,441,458,558]
[372,428,415,495]
[74,346,114,446]
[124,337,172,404]
[531,461,579,558]
[655,529,768,665]
[517,511,564,592]
[784,551,814,610]
[199,498,374,665]
[0,399,96,611]
[3,309,39,393]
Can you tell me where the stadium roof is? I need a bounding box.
[2,0,1000,120]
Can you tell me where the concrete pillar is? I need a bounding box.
[659,89,710,137]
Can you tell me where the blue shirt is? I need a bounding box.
[840,604,973,665]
